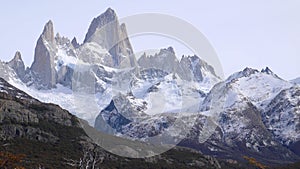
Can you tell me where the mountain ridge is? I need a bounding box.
[1,7,300,168]
[0,77,226,168]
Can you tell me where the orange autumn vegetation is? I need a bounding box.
[0,151,26,169]
[243,156,268,169]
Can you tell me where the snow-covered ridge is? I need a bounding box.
[2,7,300,163]
[224,67,292,109]
[291,77,300,85]
[263,86,300,145]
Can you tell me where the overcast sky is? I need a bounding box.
[0,0,299,80]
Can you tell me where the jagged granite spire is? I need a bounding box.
[30,20,57,89]
[41,20,55,44]
[7,51,25,79]
[84,8,117,43]
[83,8,135,68]
[71,37,80,48]
[138,46,179,74]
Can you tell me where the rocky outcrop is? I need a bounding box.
[30,20,57,89]
[138,47,218,82]
[261,66,281,79]
[138,47,179,73]
[179,55,204,81]
[71,37,80,48]
[7,51,25,79]
[57,65,74,87]
[179,55,217,82]
[84,8,135,68]
[95,93,147,134]
[262,86,300,149]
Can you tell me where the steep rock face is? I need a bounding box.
[7,51,25,80]
[261,66,278,77]
[54,33,78,87]
[0,78,76,143]
[178,55,217,82]
[28,21,78,89]
[178,55,204,81]
[84,8,117,44]
[84,8,135,68]
[71,37,80,48]
[263,86,300,148]
[30,20,57,89]
[138,47,179,74]
[56,65,74,87]
[95,93,147,133]
[193,81,299,164]
[95,100,131,134]
[0,61,18,82]
[77,41,113,66]
[138,47,219,83]
[120,23,137,67]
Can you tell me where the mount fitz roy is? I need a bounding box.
[1,7,300,167]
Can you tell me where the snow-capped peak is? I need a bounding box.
[226,67,259,82]
[261,67,281,79]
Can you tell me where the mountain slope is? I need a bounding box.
[263,86,300,154]
[1,7,300,168]
[97,66,300,165]
[0,77,227,168]
[291,77,300,85]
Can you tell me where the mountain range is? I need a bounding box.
[1,8,300,168]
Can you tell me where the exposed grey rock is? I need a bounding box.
[7,51,25,79]
[30,20,57,89]
[95,93,147,134]
[181,80,300,164]
[138,47,218,82]
[0,62,16,81]
[57,65,74,87]
[138,47,180,73]
[41,20,55,44]
[55,33,68,46]
[84,8,135,68]
[55,33,77,58]
[71,37,80,48]
[138,68,169,81]
[0,125,59,143]
[77,42,114,66]
[179,55,217,81]
[119,23,137,68]
[0,77,74,143]
[84,8,117,43]
[261,66,281,79]
[178,55,204,81]
[262,86,300,147]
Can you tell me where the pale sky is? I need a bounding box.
[0,0,299,80]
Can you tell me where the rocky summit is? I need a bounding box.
[1,7,300,169]
[7,51,25,80]
[18,8,137,90]
[84,8,136,68]
[30,20,57,88]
